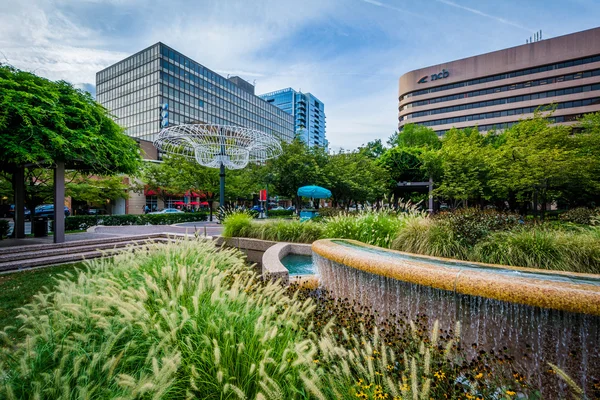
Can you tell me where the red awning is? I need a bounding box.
[189,201,199,205]
[199,201,209,206]
[145,188,158,196]
[173,201,186,205]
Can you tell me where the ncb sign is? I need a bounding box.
[418,69,449,84]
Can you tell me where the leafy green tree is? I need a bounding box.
[489,112,600,213]
[358,139,385,158]
[434,127,494,207]
[388,124,441,149]
[136,161,180,207]
[67,175,129,212]
[266,139,328,210]
[0,65,140,175]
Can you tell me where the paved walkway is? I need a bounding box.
[0,222,223,249]
[92,222,223,237]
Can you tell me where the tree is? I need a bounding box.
[266,139,328,210]
[136,161,180,207]
[358,139,385,158]
[489,111,600,213]
[434,127,494,207]
[0,65,141,175]
[387,124,441,149]
[67,175,129,213]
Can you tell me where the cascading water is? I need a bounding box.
[313,242,600,397]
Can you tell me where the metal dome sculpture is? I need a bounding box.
[153,124,282,206]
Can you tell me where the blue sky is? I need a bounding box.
[1,0,599,150]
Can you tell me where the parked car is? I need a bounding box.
[34,204,71,219]
[87,208,107,215]
[6,205,32,220]
[286,206,296,211]
[149,208,184,214]
[270,206,285,211]
[251,205,264,213]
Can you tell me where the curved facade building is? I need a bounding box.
[398,27,600,135]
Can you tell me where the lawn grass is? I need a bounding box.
[0,262,87,341]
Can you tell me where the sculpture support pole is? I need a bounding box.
[219,161,225,208]
[219,129,225,208]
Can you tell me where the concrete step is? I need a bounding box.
[0,237,172,264]
[0,233,168,256]
[0,235,187,273]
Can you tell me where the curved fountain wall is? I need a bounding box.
[312,239,600,397]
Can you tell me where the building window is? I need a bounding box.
[146,196,158,212]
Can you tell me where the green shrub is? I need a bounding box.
[391,217,470,260]
[0,240,317,398]
[472,226,600,274]
[65,212,208,231]
[324,211,413,248]
[223,216,325,243]
[222,212,253,237]
[267,209,294,218]
[435,208,522,247]
[560,207,600,225]
[0,220,10,239]
[317,208,349,218]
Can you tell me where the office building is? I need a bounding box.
[96,43,295,143]
[398,27,600,135]
[259,88,327,148]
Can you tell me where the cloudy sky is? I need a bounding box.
[1,0,599,150]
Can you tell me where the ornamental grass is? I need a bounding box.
[2,239,585,398]
[0,240,317,399]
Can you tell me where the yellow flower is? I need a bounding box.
[313,359,319,363]
[475,372,483,379]
[506,390,516,396]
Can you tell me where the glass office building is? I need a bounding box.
[259,88,327,149]
[96,43,295,143]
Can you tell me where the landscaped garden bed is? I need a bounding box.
[223,208,600,274]
[3,239,585,399]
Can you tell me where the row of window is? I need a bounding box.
[97,45,159,85]
[118,110,158,129]
[402,68,600,110]
[160,82,293,138]
[102,90,160,119]
[159,56,291,124]
[97,71,160,104]
[97,60,160,94]
[432,113,585,135]
[159,68,292,133]
[411,97,600,127]
[402,83,600,120]
[402,54,600,100]
[126,121,160,139]
[159,44,254,99]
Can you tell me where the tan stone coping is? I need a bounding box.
[312,239,600,316]
[262,242,312,285]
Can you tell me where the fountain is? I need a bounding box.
[312,239,600,397]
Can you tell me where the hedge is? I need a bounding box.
[267,209,294,218]
[65,212,208,231]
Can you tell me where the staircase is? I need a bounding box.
[0,233,188,273]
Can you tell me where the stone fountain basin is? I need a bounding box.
[262,242,317,287]
[312,239,600,316]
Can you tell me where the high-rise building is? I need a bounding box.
[398,27,600,135]
[96,43,295,143]
[259,88,327,148]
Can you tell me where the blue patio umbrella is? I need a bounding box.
[297,185,332,199]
